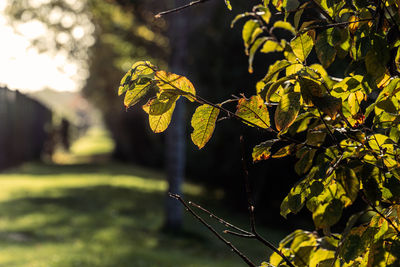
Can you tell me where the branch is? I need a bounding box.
[155,0,211,18]
[189,201,252,235]
[168,193,257,267]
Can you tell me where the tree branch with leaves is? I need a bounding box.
[119,0,400,265]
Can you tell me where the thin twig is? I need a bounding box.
[224,230,254,238]
[300,18,373,32]
[168,193,256,266]
[155,0,211,18]
[189,201,252,235]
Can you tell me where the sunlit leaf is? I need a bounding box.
[236,95,270,129]
[242,20,259,51]
[248,37,268,73]
[273,21,296,35]
[124,80,154,108]
[190,104,220,149]
[260,40,284,54]
[143,101,176,133]
[252,139,277,162]
[155,71,196,101]
[290,30,315,62]
[275,91,301,131]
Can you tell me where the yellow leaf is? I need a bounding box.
[236,95,270,129]
[144,101,176,133]
[190,104,220,149]
[155,71,196,101]
[275,92,301,131]
[290,30,315,62]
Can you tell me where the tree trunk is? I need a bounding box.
[164,0,189,231]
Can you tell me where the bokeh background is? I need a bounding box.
[0,0,311,266]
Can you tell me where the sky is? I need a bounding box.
[0,2,79,92]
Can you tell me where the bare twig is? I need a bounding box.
[155,0,211,18]
[168,193,257,267]
[189,201,252,235]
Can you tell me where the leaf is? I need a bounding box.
[273,21,296,35]
[313,198,343,228]
[264,75,296,102]
[248,37,268,73]
[124,80,154,108]
[336,166,360,204]
[190,104,220,149]
[272,144,294,158]
[275,92,301,131]
[236,95,270,129]
[290,30,315,62]
[155,71,196,101]
[315,30,336,68]
[298,76,324,105]
[224,0,232,10]
[143,94,179,115]
[295,148,316,175]
[313,95,342,119]
[252,139,277,162]
[143,101,176,133]
[118,61,155,96]
[242,20,259,51]
[260,40,284,54]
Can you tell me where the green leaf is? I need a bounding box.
[236,95,270,129]
[336,166,359,204]
[264,75,296,102]
[252,139,277,162]
[298,76,324,105]
[123,80,154,108]
[313,198,343,228]
[275,92,301,131]
[295,148,316,175]
[315,30,336,68]
[261,59,292,83]
[143,101,176,133]
[290,30,315,62]
[190,104,220,149]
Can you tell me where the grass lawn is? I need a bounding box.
[0,129,286,267]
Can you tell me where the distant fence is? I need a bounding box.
[0,87,52,170]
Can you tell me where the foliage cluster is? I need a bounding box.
[119,0,400,266]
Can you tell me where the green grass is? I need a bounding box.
[0,129,287,267]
